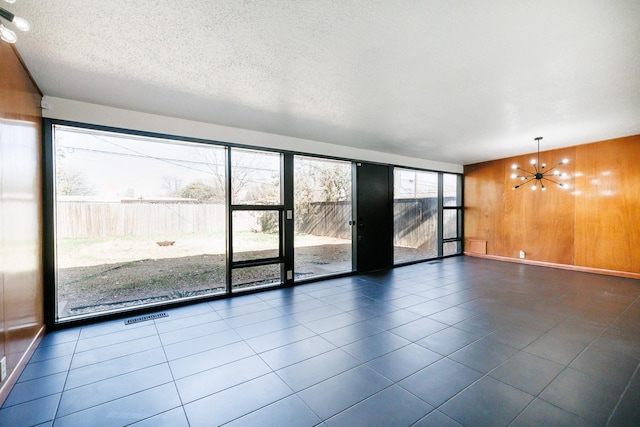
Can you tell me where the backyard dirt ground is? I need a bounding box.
[57,237,428,317]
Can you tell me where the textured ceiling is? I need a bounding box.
[9,0,640,165]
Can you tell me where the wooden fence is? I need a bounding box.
[57,199,456,248]
[56,202,226,238]
[393,198,439,248]
[295,198,455,248]
[295,201,352,240]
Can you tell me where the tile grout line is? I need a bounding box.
[605,363,640,427]
[508,290,640,426]
[603,293,640,427]
[4,258,637,426]
[51,327,81,424]
[151,316,190,426]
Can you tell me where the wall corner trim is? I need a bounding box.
[0,325,46,406]
[464,252,640,280]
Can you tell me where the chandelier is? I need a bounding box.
[511,137,569,191]
[0,0,30,44]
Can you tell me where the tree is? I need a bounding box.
[56,167,94,196]
[198,148,281,204]
[55,144,94,196]
[293,159,351,236]
[314,163,350,202]
[179,181,222,202]
[294,160,350,207]
[161,175,184,197]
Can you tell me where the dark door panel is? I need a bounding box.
[356,163,393,272]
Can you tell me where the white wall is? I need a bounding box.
[42,97,463,174]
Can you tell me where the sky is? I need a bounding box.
[54,125,458,201]
[55,125,226,200]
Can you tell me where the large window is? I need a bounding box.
[52,125,227,321]
[294,156,353,279]
[394,169,463,264]
[393,169,439,263]
[47,122,462,324]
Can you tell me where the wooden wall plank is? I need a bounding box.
[574,136,640,272]
[503,146,576,264]
[0,42,43,404]
[463,159,505,255]
[464,135,640,274]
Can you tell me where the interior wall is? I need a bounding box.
[0,42,44,403]
[464,135,640,275]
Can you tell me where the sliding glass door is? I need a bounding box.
[294,156,353,280]
[52,125,227,320]
[229,148,284,292]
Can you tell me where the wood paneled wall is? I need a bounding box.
[0,42,44,403]
[465,135,640,275]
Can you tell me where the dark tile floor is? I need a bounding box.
[2,256,639,426]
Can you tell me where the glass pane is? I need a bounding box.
[443,209,459,240]
[443,173,461,206]
[232,210,281,262]
[443,241,461,256]
[294,156,352,279]
[232,264,282,292]
[54,125,226,321]
[231,148,281,205]
[394,169,438,263]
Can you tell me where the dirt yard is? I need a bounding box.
[56,235,428,318]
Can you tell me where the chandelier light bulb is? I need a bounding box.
[530,159,536,165]
[0,4,31,43]
[12,15,29,31]
[0,23,16,43]
[511,164,518,170]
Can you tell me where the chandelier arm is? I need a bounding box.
[513,177,537,189]
[541,176,565,186]
[0,7,14,21]
[512,137,569,191]
[543,163,564,174]
[516,166,536,176]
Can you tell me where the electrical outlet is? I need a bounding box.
[0,357,6,382]
[519,250,526,259]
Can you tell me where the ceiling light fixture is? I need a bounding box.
[511,137,569,191]
[0,0,30,44]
